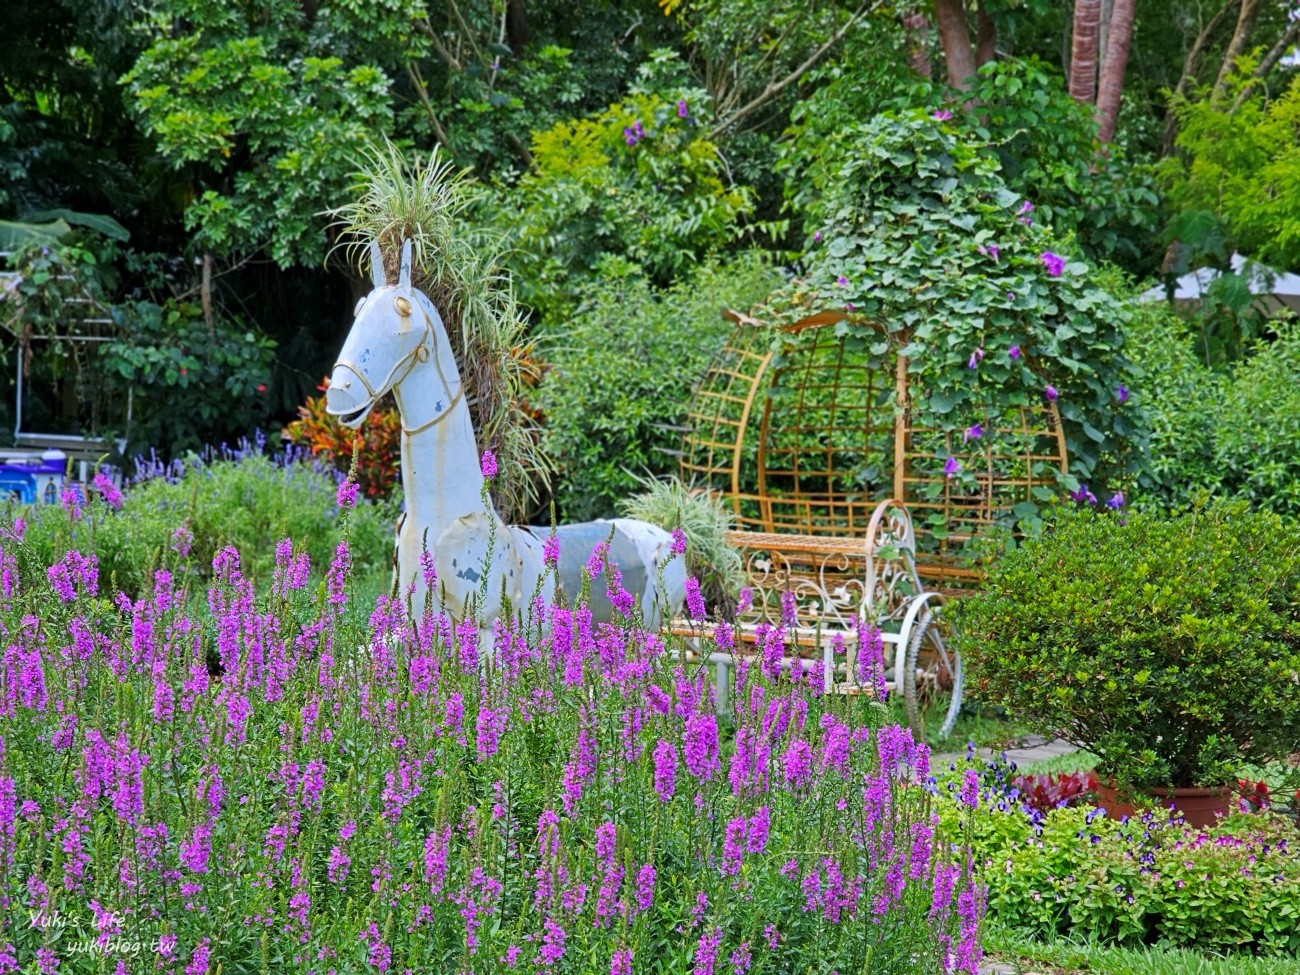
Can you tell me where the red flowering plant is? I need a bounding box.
[283,378,401,501]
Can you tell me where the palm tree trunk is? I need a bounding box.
[933,0,977,89]
[1094,0,1135,143]
[1068,0,1101,103]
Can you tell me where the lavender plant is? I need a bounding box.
[0,486,983,974]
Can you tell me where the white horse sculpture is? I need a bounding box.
[325,240,687,628]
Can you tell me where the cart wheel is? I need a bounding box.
[903,605,963,741]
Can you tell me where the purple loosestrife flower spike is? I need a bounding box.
[480,449,498,479]
[92,472,122,509]
[336,479,359,508]
[1044,384,1059,401]
[670,528,687,556]
[684,577,706,619]
[944,455,960,479]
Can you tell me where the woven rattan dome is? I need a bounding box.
[680,309,1070,583]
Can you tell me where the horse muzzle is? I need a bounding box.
[324,366,375,429]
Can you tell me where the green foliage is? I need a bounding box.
[1213,322,1300,516]
[1127,311,1300,517]
[12,450,396,597]
[498,54,757,323]
[782,58,1161,272]
[538,251,782,521]
[123,14,393,266]
[788,110,1148,532]
[101,298,277,457]
[1164,73,1300,270]
[618,474,745,614]
[1123,303,1222,509]
[955,504,1300,789]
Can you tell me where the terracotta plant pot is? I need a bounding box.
[1094,781,1234,829]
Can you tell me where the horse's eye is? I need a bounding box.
[354,297,366,317]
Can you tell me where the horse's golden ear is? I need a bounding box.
[394,296,412,320]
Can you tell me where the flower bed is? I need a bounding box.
[931,755,1300,954]
[0,500,983,973]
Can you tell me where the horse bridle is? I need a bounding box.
[331,294,464,437]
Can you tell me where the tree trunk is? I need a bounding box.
[933,0,977,89]
[506,0,529,52]
[1094,0,1135,143]
[1162,0,1234,152]
[903,9,933,79]
[1214,0,1261,95]
[1068,0,1101,103]
[975,0,997,66]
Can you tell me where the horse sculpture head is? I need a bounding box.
[326,239,441,429]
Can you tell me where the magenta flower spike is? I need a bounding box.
[480,449,498,479]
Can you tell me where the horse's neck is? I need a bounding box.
[393,315,487,539]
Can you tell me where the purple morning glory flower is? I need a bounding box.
[623,127,637,146]
[944,456,960,479]
[1008,345,1021,360]
[836,275,848,287]
[1019,201,1034,215]
[967,347,985,370]
[1069,484,1097,505]
[1041,251,1065,277]
[933,109,952,121]
[1107,491,1125,510]
[963,424,983,443]
[1117,384,1130,404]
[677,99,688,118]
[845,302,856,312]
[1044,385,1059,401]
[813,231,822,244]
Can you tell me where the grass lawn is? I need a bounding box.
[984,927,1300,975]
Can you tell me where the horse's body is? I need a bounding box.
[325,241,686,628]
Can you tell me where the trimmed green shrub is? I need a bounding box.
[11,449,398,597]
[539,252,783,521]
[954,503,1300,789]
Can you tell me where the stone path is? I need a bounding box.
[934,734,1081,769]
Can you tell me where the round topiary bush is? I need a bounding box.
[955,502,1300,789]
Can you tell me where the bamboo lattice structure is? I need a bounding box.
[679,309,1070,585]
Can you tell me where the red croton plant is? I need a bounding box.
[283,378,402,501]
